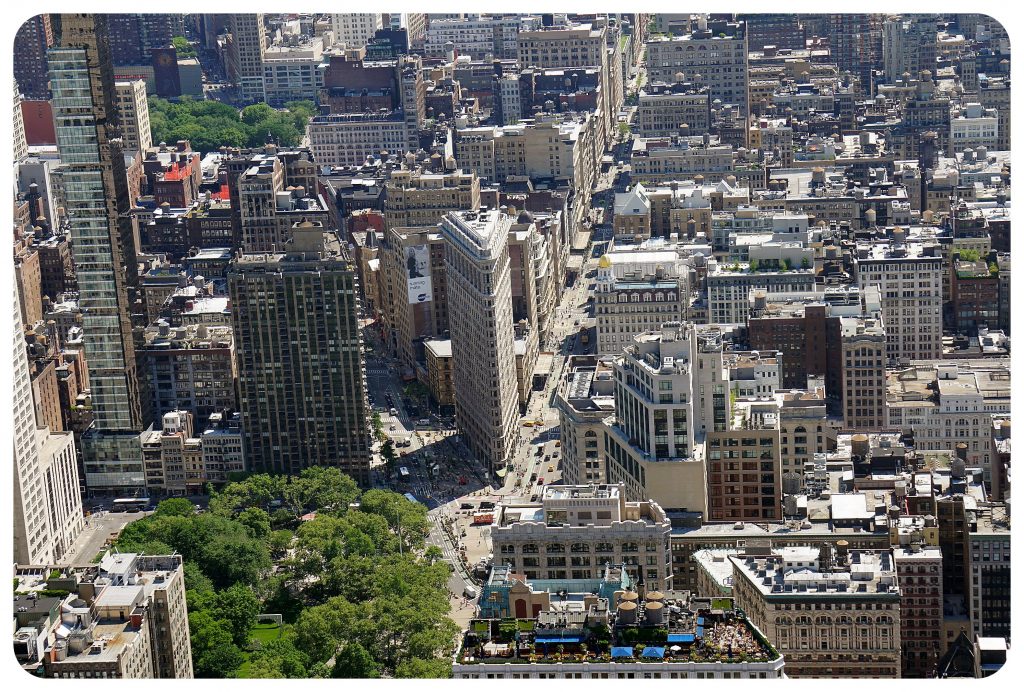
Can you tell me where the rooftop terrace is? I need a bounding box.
[458,597,778,666]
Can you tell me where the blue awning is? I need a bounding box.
[667,633,695,643]
[696,626,704,639]
[535,636,582,644]
[641,647,665,658]
[697,617,705,625]
[611,647,634,658]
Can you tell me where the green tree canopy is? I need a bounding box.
[155,497,196,517]
[332,642,380,678]
[172,36,197,58]
[148,97,312,152]
[245,637,310,678]
[237,507,272,541]
[215,583,261,647]
[189,611,244,678]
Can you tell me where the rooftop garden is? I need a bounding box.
[458,607,778,666]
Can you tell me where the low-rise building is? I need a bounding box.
[200,410,246,485]
[706,399,782,522]
[24,552,193,678]
[308,112,417,168]
[454,595,783,679]
[262,36,325,106]
[138,321,236,430]
[423,338,454,410]
[885,359,1011,479]
[555,356,615,486]
[637,81,711,138]
[492,484,672,590]
[141,411,204,495]
[593,242,690,355]
[730,545,902,677]
[893,545,944,677]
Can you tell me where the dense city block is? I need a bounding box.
[12,11,1011,679]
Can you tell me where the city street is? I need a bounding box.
[59,510,152,566]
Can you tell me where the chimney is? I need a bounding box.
[818,543,834,571]
[835,540,849,566]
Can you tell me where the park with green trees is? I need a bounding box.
[114,468,456,678]
[147,98,317,152]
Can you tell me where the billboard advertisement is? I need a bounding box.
[405,244,432,304]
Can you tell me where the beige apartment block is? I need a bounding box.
[492,484,673,590]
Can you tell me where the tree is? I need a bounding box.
[241,658,285,679]
[332,642,380,678]
[381,441,397,475]
[200,527,272,588]
[244,637,310,678]
[237,507,271,541]
[394,657,452,678]
[172,36,197,58]
[215,583,261,647]
[155,497,196,517]
[183,562,215,595]
[294,596,360,663]
[259,574,305,624]
[271,508,297,530]
[801,256,811,269]
[241,103,275,126]
[269,529,293,558]
[283,466,361,514]
[189,611,244,678]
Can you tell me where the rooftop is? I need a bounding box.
[457,597,778,667]
[731,548,900,598]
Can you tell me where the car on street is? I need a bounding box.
[389,407,398,415]
[548,465,554,472]
[460,502,475,510]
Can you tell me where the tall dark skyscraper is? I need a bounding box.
[14,14,54,99]
[107,14,183,66]
[51,14,150,492]
[229,221,372,483]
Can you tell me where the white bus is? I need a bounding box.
[112,497,151,512]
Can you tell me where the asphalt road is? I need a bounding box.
[60,510,151,566]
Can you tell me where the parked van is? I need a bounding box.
[463,585,478,599]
